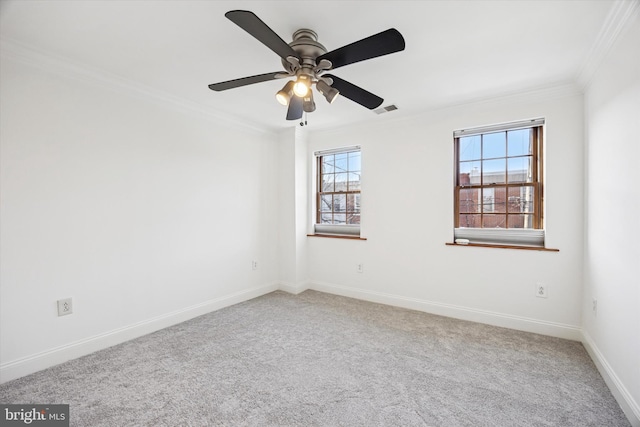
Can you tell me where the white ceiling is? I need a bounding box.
[0,0,617,132]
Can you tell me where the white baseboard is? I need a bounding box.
[582,331,640,427]
[279,281,310,295]
[0,282,279,384]
[308,281,583,341]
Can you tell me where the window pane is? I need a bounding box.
[348,151,361,172]
[507,157,533,183]
[459,188,481,213]
[486,187,507,213]
[459,160,481,185]
[320,194,332,212]
[333,213,346,224]
[320,213,333,224]
[334,173,348,192]
[483,132,506,158]
[483,214,506,228]
[348,173,361,191]
[482,188,495,213]
[347,194,361,213]
[322,174,334,192]
[508,214,534,229]
[334,194,346,212]
[507,129,532,156]
[459,214,481,228]
[459,135,481,161]
[482,159,506,184]
[347,213,360,224]
[322,155,335,173]
[507,186,535,213]
[335,153,348,172]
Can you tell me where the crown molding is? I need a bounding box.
[577,0,640,88]
[0,37,276,137]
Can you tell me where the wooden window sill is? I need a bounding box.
[445,242,558,252]
[307,234,367,241]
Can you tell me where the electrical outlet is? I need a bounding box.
[535,283,547,298]
[252,260,258,271]
[592,298,598,315]
[57,298,73,316]
[357,263,363,273]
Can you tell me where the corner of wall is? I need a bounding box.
[581,330,640,427]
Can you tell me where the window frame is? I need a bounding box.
[453,119,545,247]
[313,146,362,237]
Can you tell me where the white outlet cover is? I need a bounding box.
[57,298,73,316]
[535,284,548,298]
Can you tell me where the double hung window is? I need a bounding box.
[314,147,361,236]
[454,119,544,246]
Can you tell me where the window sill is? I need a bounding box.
[308,234,367,241]
[445,242,558,252]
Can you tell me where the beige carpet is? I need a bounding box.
[0,290,630,426]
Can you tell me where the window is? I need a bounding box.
[454,118,544,247]
[314,147,361,236]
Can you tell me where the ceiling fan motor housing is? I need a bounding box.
[284,29,328,77]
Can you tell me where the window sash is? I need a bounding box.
[455,182,542,229]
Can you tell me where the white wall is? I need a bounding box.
[278,126,309,292]
[582,9,640,424]
[306,89,586,340]
[0,54,280,382]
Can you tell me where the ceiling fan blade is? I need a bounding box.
[324,74,383,109]
[318,29,405,70]
[286,95,303,120]
[226,10,300,62]
[208,72,284,91]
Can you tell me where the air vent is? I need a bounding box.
[373,104,398,115]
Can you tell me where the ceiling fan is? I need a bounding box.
[208,10,405,121]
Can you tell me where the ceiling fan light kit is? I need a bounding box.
[208,10,405,122]
[303,91,316,113]
[316,79,339,104]
[275,80,295,106]
[293,74,311,97]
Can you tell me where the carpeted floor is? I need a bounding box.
[0,290,631,426]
